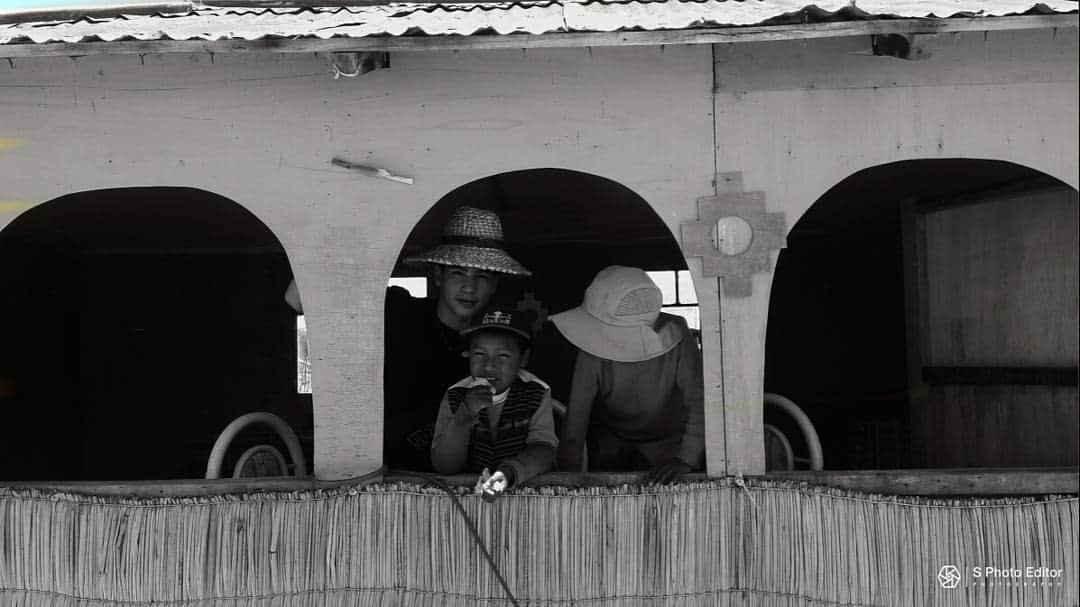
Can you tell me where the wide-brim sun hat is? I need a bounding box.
[550,265,684,363]
[404,206,531,276]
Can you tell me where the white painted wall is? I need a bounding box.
[0,46,716,479]
[1,28,1076,479]
[710,28,1079,475]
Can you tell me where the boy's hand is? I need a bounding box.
[478,468,511,502]
[463,385,493,415]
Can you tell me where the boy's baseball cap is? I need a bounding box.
[461,305,534,343]
[550,265,684,362]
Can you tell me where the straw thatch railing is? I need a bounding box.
[1,478,1077,606]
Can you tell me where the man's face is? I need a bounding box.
[435,265,498,326]
[468,331,528,395]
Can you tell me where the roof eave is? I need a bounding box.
[1,13,1076,58]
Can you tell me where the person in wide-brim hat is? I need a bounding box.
[405,206,531,277]
[550,266,682,363]
[551,266,705,484]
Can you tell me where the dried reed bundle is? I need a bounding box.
[1,480,1076,606]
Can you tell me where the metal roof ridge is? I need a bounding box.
[0,4,197,26]
[2,0,1076,49]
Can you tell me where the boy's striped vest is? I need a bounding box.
[447,377,547,472]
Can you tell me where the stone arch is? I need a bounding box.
[382,167,702,472]
[0,186,310,481]
[763,158,1078,471]
[394,167,690,302]
[784,156,1080,235]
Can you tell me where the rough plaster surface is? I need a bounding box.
[1,29,1076,479]
[0,46,715,479]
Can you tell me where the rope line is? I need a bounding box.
[393,472,520,607]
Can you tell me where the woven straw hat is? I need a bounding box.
[405,206,531,276]
[550,266,684,362]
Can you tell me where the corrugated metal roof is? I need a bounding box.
[1,0,1076,46]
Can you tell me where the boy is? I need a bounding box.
[430,306,557,488]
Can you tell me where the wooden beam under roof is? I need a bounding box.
[0,14,1075,58]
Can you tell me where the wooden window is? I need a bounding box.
[646,270,700,333]
[297,315,312,395]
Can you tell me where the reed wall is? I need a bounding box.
[1,479,1076,606]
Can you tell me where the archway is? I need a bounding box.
[0,188,311,481]
[765,159,1078,470]
[384,168,700,471]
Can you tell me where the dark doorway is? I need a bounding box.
[0,188,312,481]
[765,160,1078,470]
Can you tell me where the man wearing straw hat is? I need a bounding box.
[384,206,531,471]
[551,265,704,484]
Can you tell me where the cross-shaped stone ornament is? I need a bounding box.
[681,173,786,298]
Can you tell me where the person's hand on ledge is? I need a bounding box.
[475,467,515,501]
[643,458,692,485]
